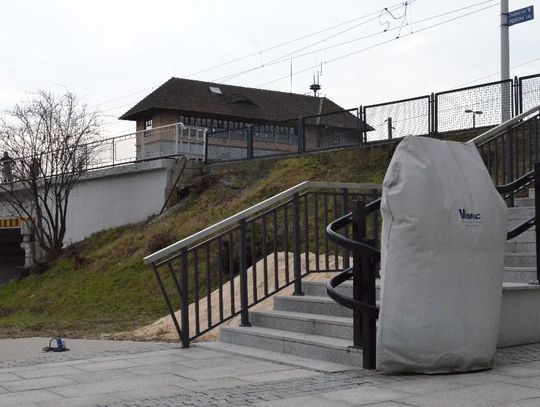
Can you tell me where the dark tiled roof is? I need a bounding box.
[119,78,356,124]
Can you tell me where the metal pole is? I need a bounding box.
[501,0,510,81]
[247,126,254,160]
[239,219,251,326]
[501,0,512,122]
[387,117,393,140]
[351,200,364,349]
[292,193,304,295]
[534,162,540,284]
[342,188,350,270]
[179,248,190,348]
[175,124,179,154]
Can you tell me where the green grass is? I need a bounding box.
[0,137,471,339]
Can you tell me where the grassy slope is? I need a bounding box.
[0,136,467,339]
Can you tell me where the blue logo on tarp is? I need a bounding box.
[459,209,481,220]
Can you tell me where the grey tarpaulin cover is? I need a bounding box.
[377,136,507,373]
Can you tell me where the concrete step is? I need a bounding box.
[504,267,538,283]
[505,253,537,268]
[219,325,364,367]
[273,295,353,318]
[507,207,535,220]
[507,241,536,253]
[515,197,535,207]
[302,280,381,301]
[196,341,360,372]
[250,309,353,340]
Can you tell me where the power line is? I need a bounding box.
[218,0,496,85]
[186,1,410,79]
[85,1,414,111]
[257,2,498,88]
[213,2,414,83]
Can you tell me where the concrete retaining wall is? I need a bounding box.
[63,159,174,243]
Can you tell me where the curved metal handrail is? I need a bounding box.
[508,217,536,240]
[326,268,379,318]
[496,169,535,197]
[325,198,381,256]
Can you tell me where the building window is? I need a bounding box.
[143,119,153,137]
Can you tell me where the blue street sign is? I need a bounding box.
[508,5,534,26]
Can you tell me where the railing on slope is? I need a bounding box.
[326,104,540,370]
[143,182,381,348]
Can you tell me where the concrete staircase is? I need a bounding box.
[213,194,539,367]
[219,280,374,366]
[505,192,537,283]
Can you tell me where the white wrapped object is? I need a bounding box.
[377,136,507,373]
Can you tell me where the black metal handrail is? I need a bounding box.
[145,181,381,349]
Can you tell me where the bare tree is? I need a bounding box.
[0,90,101,268]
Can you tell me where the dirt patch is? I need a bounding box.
[116,252,347,342]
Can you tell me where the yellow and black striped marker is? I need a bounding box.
[0,218,28,228]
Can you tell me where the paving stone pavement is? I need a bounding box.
[2,339,540,406]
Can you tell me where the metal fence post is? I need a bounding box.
[239,219,251,326]
[535,162,540,284]
[292,192,304,295]
[513,76,520,117]
[387,117,393,140]
[297,118,306,154]
[429,93,435,135]
[247,126,254,160]
[342,188,350,270]
[351,200,364,349]
[179,248,190,348]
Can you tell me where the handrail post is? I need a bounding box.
[150,263,184,346]
[293,192,304,295]
[179,248,190,348]
[239,219,251,326]
[534,162,540,285]
[342,188,350,270]
[352,199,377,369]
[351,200,364,349]
[505,127,515,206]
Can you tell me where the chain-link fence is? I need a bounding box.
[363,96,430,142]
[520,74,540,114]
[435,80,513,133]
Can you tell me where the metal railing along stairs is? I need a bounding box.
[144,104,540,370]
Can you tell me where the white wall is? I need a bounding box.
[63,160,172,243]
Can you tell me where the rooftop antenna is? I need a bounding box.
[310,71,321,97]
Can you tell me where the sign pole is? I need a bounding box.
[501,0,511,121]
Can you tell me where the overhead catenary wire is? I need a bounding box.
[218,0,497,85]
[213,1,414,83]
[86,1,414,111]
[93,1,500,126]
[186,1,411,79]
[257,2,499,88]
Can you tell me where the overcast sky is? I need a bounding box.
[1,0,538,136]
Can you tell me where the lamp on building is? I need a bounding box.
[465,109,483,129]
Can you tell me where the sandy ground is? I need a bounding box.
[121,252,348,342]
